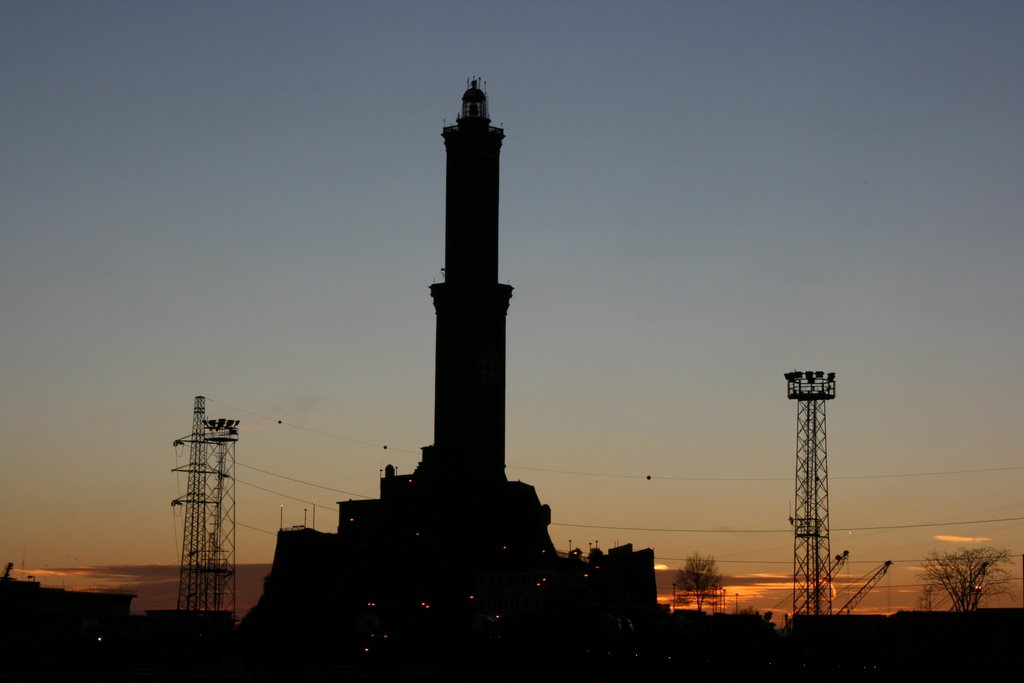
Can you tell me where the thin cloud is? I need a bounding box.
[933,535,991,543]
[269,394,328,420]
[745,572,790,580]
[18,564,177,588]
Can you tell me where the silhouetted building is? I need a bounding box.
[0,571,135,628]
[241,82,656,671]
[1,566,137,674]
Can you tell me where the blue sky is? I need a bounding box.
[2,1,1022,615]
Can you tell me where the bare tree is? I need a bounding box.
[919,547,1014,612]
[675,552,723,612]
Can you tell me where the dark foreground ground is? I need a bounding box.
[4,609,1020,681]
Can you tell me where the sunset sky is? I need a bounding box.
[2,1,1022,619]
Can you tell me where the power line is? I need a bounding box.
[200,399,1024,570]
[657,557,791,564]
[233,465,1021,539]
[229,453,1021,551]
[839,516,1024,532]
[557,524,786,532]
[512,464,1024,482]
[237,461,371,499]
[237,521,278,537]
[204,398,1024,483]
[553,515,1024,534]
[514,466,650,480]
[837,466,1024,481]
[235,478,340,512]
[205,397,418,455]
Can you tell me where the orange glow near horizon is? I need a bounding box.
[10,565,172,586]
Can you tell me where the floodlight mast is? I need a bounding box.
[172,396,238,617]
[785,370,836,617]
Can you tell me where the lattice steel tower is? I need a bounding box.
[785,370,836,616]
[172,395,239,615]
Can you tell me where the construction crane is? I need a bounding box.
[829,550,850,582]
[837,561,893,615]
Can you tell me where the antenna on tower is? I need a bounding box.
[171,396,238,621]
[784,370,836,617]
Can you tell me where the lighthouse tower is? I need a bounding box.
[422,79,513,488]
[242,81,656,664]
